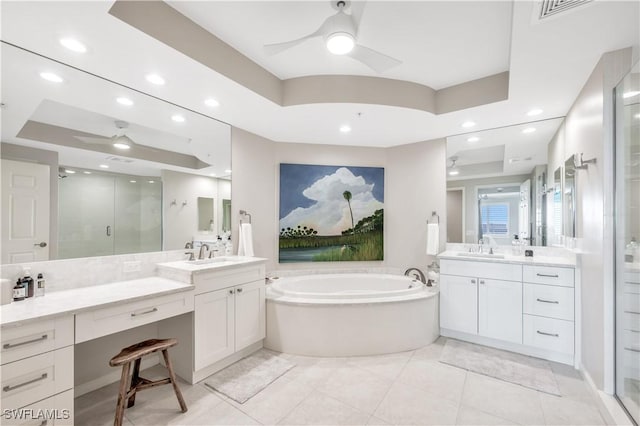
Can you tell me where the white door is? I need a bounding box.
[1,159,50,264]
[478,279,523,343]
[519,180,531,240]
[194,288,234,370]
[440,275,478,334]
[234,280,266,351]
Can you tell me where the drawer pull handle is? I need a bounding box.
[625,310,640,315]
[471,279,476,284]
[536,273,559,278]
[236,288,243,293]
[624,347,640,353]
[536,330,559,337]
[536,298,560,304]
[3,373,48,392]
[229,289,234,295]
[131,307,158,317]
[3,334,48,349]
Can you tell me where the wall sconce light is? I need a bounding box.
[574,153,597,170]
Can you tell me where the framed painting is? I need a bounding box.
[279,163,384,262]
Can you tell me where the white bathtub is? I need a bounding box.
[265,273,439,356]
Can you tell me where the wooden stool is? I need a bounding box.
[109,338,187,426]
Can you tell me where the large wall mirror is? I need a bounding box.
[446,117,565,247]
[1,42,232,264]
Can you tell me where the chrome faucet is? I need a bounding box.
[198,243,210,260]
[404,268,426,284]
[184,241,195,260]
[184,251,195,261]
[184,242,193,249]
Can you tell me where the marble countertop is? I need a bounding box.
[0,277,193,327]
[438,251,576,267]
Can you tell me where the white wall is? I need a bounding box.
[162,170,229,249]
[231,128,446,272]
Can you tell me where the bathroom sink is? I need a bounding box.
[456,252,505,259]
[190,256,242,265]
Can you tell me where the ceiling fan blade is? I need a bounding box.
[349,44,402,73]
[349,0,367,30]
[264,16,330,55]
[74,135,112,145]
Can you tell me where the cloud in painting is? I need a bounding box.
[280,167,383,235]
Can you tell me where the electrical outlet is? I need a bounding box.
[123,261,142,273]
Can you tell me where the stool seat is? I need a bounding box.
[109,337,187,426]
[109,338,178,366]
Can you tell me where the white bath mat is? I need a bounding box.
[439,339,561,396]
[204,350,295,403]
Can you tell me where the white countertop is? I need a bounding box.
[438,251,576,267]
[157,256,267,273]
[0,277,193,327]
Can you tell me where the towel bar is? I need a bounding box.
[239,210,252,224]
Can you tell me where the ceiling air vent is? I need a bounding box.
[539,0,593,19]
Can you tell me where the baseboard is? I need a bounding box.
[74,356,160,397]
[580,364,634,426]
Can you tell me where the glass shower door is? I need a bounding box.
[615,61,640,424]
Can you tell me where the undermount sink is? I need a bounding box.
[190,256,242,265]
[456,252,505,259]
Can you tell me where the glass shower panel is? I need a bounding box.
[615,61,640,424]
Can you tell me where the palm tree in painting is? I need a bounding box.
[343,190,354,233]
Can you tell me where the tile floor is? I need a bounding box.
[75,338,607,425]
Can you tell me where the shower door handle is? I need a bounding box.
[106,225,111,236]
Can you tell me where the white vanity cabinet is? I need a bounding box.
[439,255,577,365]
[440,259,523,344]
[0,316,74,425]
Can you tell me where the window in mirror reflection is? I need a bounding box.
[197,197,215,232]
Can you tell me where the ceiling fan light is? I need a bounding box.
[326,32,355,55]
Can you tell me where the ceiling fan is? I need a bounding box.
[74,120,136,150]
[264,0,402,73]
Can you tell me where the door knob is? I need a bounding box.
[34,242,47,248]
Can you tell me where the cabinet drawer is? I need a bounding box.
[3,389,74,426]
[75,291,194,343]
[440,259,522,281]
[523,284,574,321]
[1,316,74,365]
[523,314,574,355]
[193,264,266,295]
[0,346,73,412]
[623,311,640,332]
[523,265,574,287]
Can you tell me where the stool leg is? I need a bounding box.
[127,358,142,408]
[114,362,131,426]
[161,349,188,413]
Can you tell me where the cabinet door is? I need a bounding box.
[479,279,523,343]
[440,275,477,334]
[194,288,234,370]
[234,280,266,351]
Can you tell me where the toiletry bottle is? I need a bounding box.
[36,273,45,297]
[22,267,34,298]
[13,279,26,301]
[512,235,521,255]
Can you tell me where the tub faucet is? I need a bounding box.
[404,268,426,284]
[198,243,210,260]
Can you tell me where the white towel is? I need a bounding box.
[237,223,254,257]
[426,223,439,255]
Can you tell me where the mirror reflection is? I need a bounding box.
[446,118,565,247]
[0,43,232,264]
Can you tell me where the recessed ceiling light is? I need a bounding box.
[65,169,76,174]
[171,115,185,123]
[209,173,216,177]
[99,164,109,169]
[339,125,351,133]
[623,91,640,99]
[129,180,137,183]
[448,169,459,176]
[522,127,537,134]
[113,142,131,150]
[145,74,165,85]
[462,121,476,128]
[467,136,480,142]
[635,113,640,119]
[326,32,355,55]
[225,169,232,174]
[116,97,133,106]
[40,72,63,83]
[527,108,543,116]
[59,38,87,53]
[83,171,91,174]
[205,98,220,107]
[148,180,155,184]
